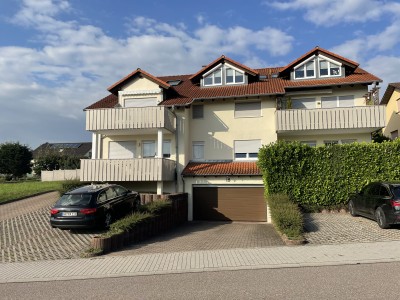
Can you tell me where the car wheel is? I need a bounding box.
[348,200,357,217]
[375,207,390,229]
[104,212,113,228]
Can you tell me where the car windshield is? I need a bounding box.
[56,193,92,207]
[392,186,400,199]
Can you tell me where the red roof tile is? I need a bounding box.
[86,48,382,109]
[380,82,400,104]
[182,161,261,176]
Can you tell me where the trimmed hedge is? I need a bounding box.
[258,140,400,208]
[58,179,87,195]
[267,194,303,239]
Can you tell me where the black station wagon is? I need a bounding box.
[348,182,400,229]
[50,184,140,229]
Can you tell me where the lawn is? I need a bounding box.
[0,181,63,204]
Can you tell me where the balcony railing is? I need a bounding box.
[80,158,176,182]
[276,106,386,132]
[86,106,176,132]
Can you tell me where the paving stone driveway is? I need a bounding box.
[109,221,284,256]
[0,192,97,263]
[304,212,400,244]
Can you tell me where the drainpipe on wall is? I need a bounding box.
[170,105,179,193]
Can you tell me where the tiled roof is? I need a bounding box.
[33,142,92,159]
[380,82,400,105]
[182,161,261,176]
[85,48,382,109]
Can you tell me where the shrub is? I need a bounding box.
[58,179,87,195]
[267,194,303,239]
[139,200,172,215]
[109,212,153,234]
[258,140,400,208]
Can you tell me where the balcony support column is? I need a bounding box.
[157,129,163,158]
[157,181,163,195]
[91,133,101,159]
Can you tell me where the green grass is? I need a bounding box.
[0,181,63,204]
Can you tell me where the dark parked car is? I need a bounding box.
[348,182,400,229]
[50,184,140,229]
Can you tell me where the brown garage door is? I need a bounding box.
[193,186,266,222]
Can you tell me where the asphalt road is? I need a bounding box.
[1,262,398,299]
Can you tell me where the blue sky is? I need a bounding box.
[1,0,400,149]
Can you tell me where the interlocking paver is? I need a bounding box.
[304,212,400,244]
[0,193,97,263]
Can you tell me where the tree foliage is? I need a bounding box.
[0,142,32,179]
[33,152,81,175]
[258,140,400,209]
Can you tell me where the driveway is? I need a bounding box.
[0,192,97,263]
[109,221,284,256]
[304,212,400,244]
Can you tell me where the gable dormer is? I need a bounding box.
[107,68,170,108]
[189,55,259,87]
[280,46,359,81]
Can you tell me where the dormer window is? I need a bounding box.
[293,54,342,80]
[204,67,222,86]
[202,63,246,87]
[319,59,341,77]
[294,58,316,79]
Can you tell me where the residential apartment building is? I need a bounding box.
[81,46,385,222]
[381,82,400,139]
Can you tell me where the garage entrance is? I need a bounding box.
[193,186,266,222]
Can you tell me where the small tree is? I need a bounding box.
[372,129,391,143]
[0,142,32,179]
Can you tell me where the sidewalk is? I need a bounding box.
[2,240,400,283]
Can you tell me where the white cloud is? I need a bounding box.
[0,1,294,147]
[267,0,400,26]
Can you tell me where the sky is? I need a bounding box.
[1,0,400,149]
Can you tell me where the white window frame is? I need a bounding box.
[318,55,342,78]
[108,141,136,159]
[142,140,156,158]
[321,95,354,108]
[192,141,204,160]
[234,140,261,161]
[203,64,223,87]
[234,101,261,118]
[293,55,317,79]
[291,98,316,109]
[225,64,245,85]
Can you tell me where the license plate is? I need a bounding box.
[62,212,77,217]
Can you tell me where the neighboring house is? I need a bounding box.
[380,83,400,139]
[33,142,92,160]
[81,46,385,222]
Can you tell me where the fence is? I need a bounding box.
[41,170,80,181]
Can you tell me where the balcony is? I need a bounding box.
[85,106,176,133]
[276,106,386,133]
[80,158,176,182]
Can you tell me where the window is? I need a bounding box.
[192,141,204,160]
[143,141,156,158]
[391,130,398,140]
[234,140,261,160]
[321,95,354,108]
[341,139,356,144]
[234,101,261,118]
[291,98,316,109]
[192,105,204,119]
[114,185,128,196]
[204,68,222,86]
[301,141,317,147]
[109,141,136,159]
[319,60,341,77]
[124,97,158,107]
[324,140,339,146]
[294,58,316,79]
[106,187,117,200]
[163,140,171,158]
[226,68,244,84]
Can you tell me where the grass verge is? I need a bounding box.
[0,181,64,204]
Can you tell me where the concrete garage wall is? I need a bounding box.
[41,170,80,181]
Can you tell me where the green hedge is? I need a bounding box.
[258,140,400,208]
[267,194,303,239]
[58,179,87,195]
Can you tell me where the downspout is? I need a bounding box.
[170,105,179,193]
